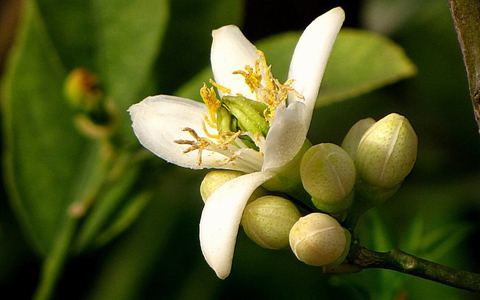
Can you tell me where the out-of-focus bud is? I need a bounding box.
[300,143,356,214]
[356,113,417,189]
[64,68,103,111]
[200,170,267,203]
[289,213,351,266]
[241,196,301,249]
[64,68,116,137]
[341,118,376,161]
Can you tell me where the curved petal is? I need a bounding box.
[287,7,345,128]
[200,171,275,279]
[128,95,252,171]
[263,101,308,171]
[211,25,260,99]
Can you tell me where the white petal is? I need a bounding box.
[199,171,275,279]
[287,7,345,127]
[128,95,251,171]
[211,25,260,99]
[263,101,308,171]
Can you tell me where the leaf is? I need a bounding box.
[318,29,417,106]
[402,213,425,253]
[94,0,169,135]
[93,192,150,249]
[1,0,87,254]
[35,0,96,69]
[85,176,185,300]
[421,223,473,261]
[156,0,244,94]
[175,29,416,107]
[73,155,142,253]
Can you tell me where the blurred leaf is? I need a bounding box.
[361,0,430,35]
[175,29,416,107]
[72,151,140,253]
[1,0,87,254]
[93,191,150,249]
[85,173,188,300]
[403,213,425,253]
[94,0,169,135]
[35,0,96,69]
[421,223,473,261]
[364,210,405,300]
[319,29,416,106]
[157,0,244,94]
[176,67,212,100]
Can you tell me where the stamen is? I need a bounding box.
[233,64,262,94]
[202,120,219,139]
[209,79,232,95]
[203,113,217,129]
[200,83,220,123]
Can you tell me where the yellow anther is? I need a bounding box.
[233,64,262,94]
[200,83,220,123]
[203,113,217,129]
[202,120,219,139]
[209,79,232,95]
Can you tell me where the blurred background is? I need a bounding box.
[1,0,480,299]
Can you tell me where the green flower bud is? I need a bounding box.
[241,196,301,249]
[221,96,269,136]
[300,143,356,214]
[289,213,351,266]
[263,139,312,195]
[200,170,267,203]
[341,118,376,161]
[356,113,417,189]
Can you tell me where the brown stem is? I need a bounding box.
[448,0,480,132]
[348,245,480,293]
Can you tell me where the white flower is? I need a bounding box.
[128,7,345,279]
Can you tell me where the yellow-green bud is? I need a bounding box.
[241,196,301,249]
[200,170,267,203]
[300,143,356,214]
[263,139,311,194]
[341,118,376,161]
[64,68,102,111]
[289,213,351,266]
[356,113,418,189]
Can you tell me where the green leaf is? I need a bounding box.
[318,29,417,106]
[1,0,87,254]
[73,154,142,253]
[421,223,473,261]
[94,0,169,134]
[175,28,416,106]
[35,0,96,69]
[93,192,150,249]
[156,0,244,94]
[402,213,425,253]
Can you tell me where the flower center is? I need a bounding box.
[175,50,304,168]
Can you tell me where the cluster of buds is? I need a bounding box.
[201,113,417,269]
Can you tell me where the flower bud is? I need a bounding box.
[289,213,350,266]
[241,196,301,249]
[64,68,116,137]
[200,170,267,203]
[300,143,356,214]
[356,113,417,189]
[341,118,376,161]
[64,68,103,111]
[221,96,269,136]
